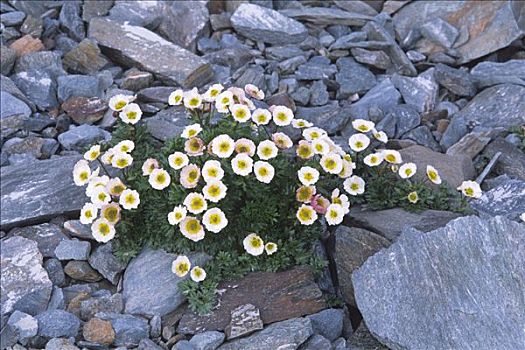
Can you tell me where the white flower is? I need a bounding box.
[183,88,202,109]
[373,130,388,143]
[107,177,126,197]
[303,127,326,141]
[399,163,417,179]
[168,205,187,225]
[115,140,135,153]
[382,150,403,164]
[252,108,271,125]
[172,255,191,277]
[352,119,375,133]
[84,145,101,161]
[111,152,133,169]
[296,140,314,160]
[109,94,133,111]
[426,165,442,185]
[296,204,318,225]
[119,103,142,124]
[100,202,121,224]
[203,83,224,102]
[331,189,350,214]
[149,168,171,190]
[73,159,92,186]
[91,218,115,243]
[264,242,278,255]
[298,166,320,186]
[457,180,482,198]
[272,105,294,126]
[168,152,189,170]
[235,138,256,157]
[320,153,343,174]
[85,175,108,197]
[100,148,115,165]
[343,176,365,196]
[181,123,203,139]
[168,89,184,105]
[80,203,98,225]
[243,233,264,256]
[211,134,235,158]
[180,164,201,189]
[244,84,264,100]
[272,132,293,149]
[257,140,278,160]
[364,153,384,167]
[215,91,234,112]
[119,189,140,210]
[202,181,228,203]
[254,161,275,184]
[90,187,111,207]
[190,266,207,282]
[230,103,251,123]
[292,119,313,128]
[312,138,330,155]
[202,160,224,183]
[142,158,159,176]
[339,159,355,178]
[179,217,205,242]
[325,204,345,225]
[348,133,370,152]
[202,208,228,233]
[231,153,253,176]
[183,192,207,214]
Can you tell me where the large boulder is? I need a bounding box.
[471,178,525,221]
[353,216,525,350]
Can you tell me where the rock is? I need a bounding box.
[1,236,52,320]
[83,318,115,345]
[158,1,209,50]
[96,312,150,347]
[9,35,45,56]
[138,338,164,350]
[174,340,196,350]
[64,220,93,240]
[383,104,420,138]
[295,62,338,81]
[406,49,426,62]
[446,131,492,159]
[393,1,525,63]
[88,243,126,285]
[329,32,375,50]
[12,69,59,110]
[280,7,372,26]
[231,3,307,45]
[301,334,332,350]
[88,18,213,88]
[210,13,232,31]
[483,138,525,181]
[334,0,378,16]
[266,45,308,61]
[0,91,31,120]
[398,145,475,188]
[47,287,65,311]
[350,48,391,69]
[277,56,307,74]
[190,331,225,350]
[44,258,65,287]
[403,125,441,151]
[217,317,313,350]
[1,11,26,26]
[309,80,329,106]
[45,338,80,350]
[434,63,476,97]
[54,239,91,261]
[353,216,525,350]
[62,96,107,124]
[63,39,108,74]
[234,66,266,92]
[295,102,351,135]
[470,59,525,88]
[80,293,124,321]
[1,45,17,75]
[145,107,189,142]
[57,75,103,102]
[9,223,68,258]
[120,69,154,91]
[36,310,80,338]
[137,86,175,103]
[335,57,376,98]
[150,314,161,338]
[14,51,66,78]
[441,84,525,149]
[106,0,162,28]
[59,2,85,41]
[177,267,326,334]
[57,124,111,151]
[7,310,38,342]
[472,178,525,221]
[346,323,389,350]
[291,86,310,106]
[420,17,458,48]
[64,261,102,282]
[334,226,390,306]
[392,68,438,113]
[307,308,344,342]
[82,0,113,22]
[347,206,462,241]
[123,248,210,317]
[224,304,263,340]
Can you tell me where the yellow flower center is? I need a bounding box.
[185,219,201,234]
[99,223,110,236]
[209,214,220,224]
[299,207,313,220]
[115,101,126,110]
[298,145,312,158]
[177,263,189,274]
[355,141,363,148]
[174,95,182,103]
[85,210,92,218]
[405,169,412,176]
[329,209,338,219]
[156,173,166,183]
[333,197,342,205]
[351,183,359,191]
[188,129,197,137]
[174,157,184,166]
[258,167,268,176]
[304,173,313,181]
[211,89,219,97]
[235,110,246,118]
[261,147,272,157]
[98,192,107,201]
[276,112,286,121]
[189,98,199,106]
[188,170,198,182]
[237,160,247,169]
[219,142,230,152]
[221,97,229,104]
[80,171,89,181]
[116,158,128,167]
[250,237,262,248]
[104,207,118,222]
[310,132,319,139]
[385,154,395,162]
[325,159,336,170]
[358,125,368,132]
[465,188,474,196]
[194,268,203,277]
[121,146,129,152]
[125,194,135,205]
[127,111,137,120]
[208,185,220,196]
[428,171,437,180]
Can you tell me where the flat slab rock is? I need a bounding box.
[353,216,525,350]
[88,18,213,88]
[471,178,525,221]
[0,156,86,230]
[177,267,326,334]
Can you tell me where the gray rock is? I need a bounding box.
[58,124,111,151]
[44,258,66,287]
[441,84,525,149]
[225,304,263,340]
[280,7,371,26]
[231,3,307,45]
[312,240,335,295]
[107,0,162,28]
[88,18,212,88]
[36,310,80,338]
[96,312,150,347]
[82,0,113,22]
[235,66,266,92]
[277,55,307,74]
[210,12,232,31]
[80,293,124,321]
[392,68,438,113]
[470,59,525,88]
[353,216,525,350]
[483,138,525,181]
[14,51,66,79]
[291,86,310,106]
[434,64,476,97]
[296,101,350,135]
[309,80,328,106]
[406,50,426,62]
[204,47,253,71]
[174,340,197,350]
[138,338,164,350]
[319,32,335,47]
[1,236,52,321]
[346,323,388,350]
[335,57,376,98]
[334,0,378,16]
[1,10,26,26]
[0,91,31,120]
[472,179,525,221]
[266,46,308,61]
[190,331,225,350]
[295,62,338,81]
[1,46,17,75]
[88,243,126,285]
[150,314,161,338]
[47,287,65,311]
[145,106,189,142]
[332,337,347,350]
[158,1,209,50]
[54,239,91,261]
[2,136,48,159]
[382,104,420,138]
[329,32,369,50]
[7,310,38,342]
[59,2,85,41]
[63,220,93,240]
[420,18,458,48]
[123,248,210,317]
[302,334,332,350]
[63,39,109,74]
[57,75,103,102]
[64,261,102,282]
[403,125,441,151]
[350,48,391,69]
[307,308,344,342]
[45,337,80,350]
[10,223,68,258]
[217,318,313,350]
[446,131,492,160]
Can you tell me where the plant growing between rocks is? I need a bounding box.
[72,84,478,314]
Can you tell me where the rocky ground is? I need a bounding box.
[1,0,525,349]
